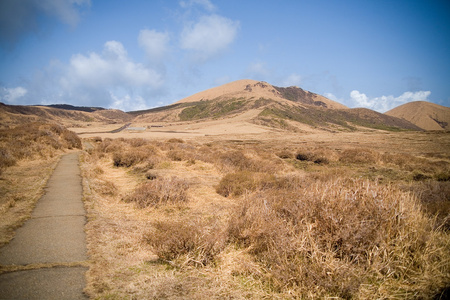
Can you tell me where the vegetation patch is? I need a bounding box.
[179,98,248,121]
[123,177,189,208]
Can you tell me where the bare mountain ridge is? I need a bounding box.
[386,101,450,131]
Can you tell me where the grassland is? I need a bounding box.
[0,122,82,246]
[80,131,450,299]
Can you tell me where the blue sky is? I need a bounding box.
[0,0,449,112]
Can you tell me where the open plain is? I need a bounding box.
[75,118,449,299]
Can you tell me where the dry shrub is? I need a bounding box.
[216,171,276,197]
[227,178,450,298]
[0,122,81,172]
[296,149,330,165]
[217,150,279,173]
[145,218,226,266]
[276,150,293,159]
[0,148,17,173]
[167,150,184,161]
[112,149,150,167]
[166,138,184,144]
[61,130,82,149]
[219,150,254,171]
[124,177,189,208]
[407,181,450,230]
[340,148,380,164]
[91,179,118,196]
[126,138,147,147]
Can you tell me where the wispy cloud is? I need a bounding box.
[281,73,302,87]
[180,14,239,62]
[138,29,170,63]
[179,0,216,12]
[246,61,270,79]
[0,86,28,104]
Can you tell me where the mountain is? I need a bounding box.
[385,101,450,131]
[176,79,347,109]
[133,79,420,132]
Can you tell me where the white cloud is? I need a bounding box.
[138,29,170,62]
[109,92,148,112]
[350,90,431,112]
[179,0,216,12]
[63,40,162,88]
[57,40,163,109]
[0,86,28,104]
[180,14,239,62]
[282,73,302,87]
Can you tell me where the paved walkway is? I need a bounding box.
[0,152,88,299]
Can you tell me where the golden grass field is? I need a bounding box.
[1,117,449,298]
[77,126,449,299]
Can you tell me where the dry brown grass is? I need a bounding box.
[227,178,449,298]
[80,134,450,299]
[124,177,189,208]
[0,122,81,174]
[0,122,81,246]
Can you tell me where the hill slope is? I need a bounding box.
[176,79,348,109]
[0,103,131,128]
[385,101,450,130]
[134,80,420,132]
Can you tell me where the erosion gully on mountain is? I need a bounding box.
[0,152,88,299]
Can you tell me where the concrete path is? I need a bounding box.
[0,152,88,299]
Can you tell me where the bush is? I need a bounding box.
[124,177,189,208]
[219,151,255,171]
[112,149,150,167]
[277,150,293,159]
[0,148,17,169]
[144,218,225,266]
[216,171,276,197]
[340,148,379,164]
[227,178,448,298]
[0,122,81,172]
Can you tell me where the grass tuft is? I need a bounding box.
[123,177,189,208]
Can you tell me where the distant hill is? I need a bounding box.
[134,79,420,132]
[40,104,105,113]
[385,101,450,131]
[0,102,131,128]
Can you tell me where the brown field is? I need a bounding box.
[78,124,450,299]
[0,122,82,247]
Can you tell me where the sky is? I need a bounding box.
[0,0,449,112]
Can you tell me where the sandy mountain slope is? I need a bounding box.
[176,79,347,110]
[385,101,450,130]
